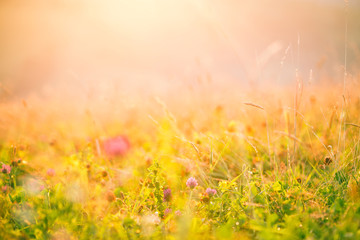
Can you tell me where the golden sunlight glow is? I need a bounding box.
[1,2,360,239]
[0,0,359,100]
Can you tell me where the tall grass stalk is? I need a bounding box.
[336,0,349,170]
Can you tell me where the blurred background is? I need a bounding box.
[0,0,359,102]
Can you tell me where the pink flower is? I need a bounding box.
[206,188,217,197]
[1,185,9,193]
[103,136,130,157]
[163,188,172,202]
[164,208,172,216]
[186,177,198,189]
[47,168,55,177]
[175,210,182,216]
[1,164,11,174]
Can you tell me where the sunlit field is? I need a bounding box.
[1,0,360,239]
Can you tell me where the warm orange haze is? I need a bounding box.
[1,0,359,99]
[1,1,360,239]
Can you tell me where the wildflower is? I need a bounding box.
[1,164,11,174]
[11,159,21,167]
[145,156,152,166]
[47,168,55,177]
[200,193,210,203]
[186,177,198,189]
[163,188,172,202]
[324,157,332,166]
[1,185,9,193]
[164,208,172,216]
[206,188,217,197]
[106,191,116,202]
[175,210,182,216]
[103,135,130,157]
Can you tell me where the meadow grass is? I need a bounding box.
[1,79,360,239]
